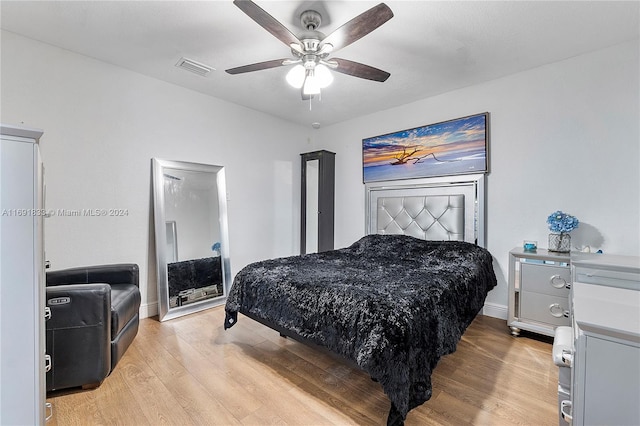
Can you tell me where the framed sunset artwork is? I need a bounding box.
[362,112,489,183]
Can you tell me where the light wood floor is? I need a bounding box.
[47,306,558,425]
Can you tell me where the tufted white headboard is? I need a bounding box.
[365,174,486,247]
[376,194,465,241]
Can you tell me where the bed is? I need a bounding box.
[224,175,496,425]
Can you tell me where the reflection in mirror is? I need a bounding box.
[166,221,178,263]
[152,158,231,321]
[305,159,319,254]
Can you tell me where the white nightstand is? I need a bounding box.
[508,247,571,337]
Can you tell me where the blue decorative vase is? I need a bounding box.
[549,233,571,253]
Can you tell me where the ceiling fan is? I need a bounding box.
[225,0,394,99]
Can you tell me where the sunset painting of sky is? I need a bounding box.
[362,113,488,182]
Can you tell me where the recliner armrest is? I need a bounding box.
[45,283,112,391]
[45,283,112,329]
[46,263,139,288]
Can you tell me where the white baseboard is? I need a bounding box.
[141,301,506,321]
[482,302,508,320]
[140,301,158,319]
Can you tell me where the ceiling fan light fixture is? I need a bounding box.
[315,64,333,88]
[303,69,321,95]
[286,64,306,88]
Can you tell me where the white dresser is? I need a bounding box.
[558,254,640,425]
[0,124,48,424]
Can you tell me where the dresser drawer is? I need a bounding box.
[521,262,570,297]
[520,291,570,327]
[574,267,640,290]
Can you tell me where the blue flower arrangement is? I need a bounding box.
[211,242,221,255]
[547,210,579,234]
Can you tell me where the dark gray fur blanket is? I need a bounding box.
[167,256,222,297]
[224,234,496,424]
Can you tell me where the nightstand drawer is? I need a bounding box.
[521,262,570,297]
[520,291,570,327]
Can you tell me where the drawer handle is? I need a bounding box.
[45,402,53,422]
[561,400,572,423]
[550,274,567,288]
[549,303,565,318]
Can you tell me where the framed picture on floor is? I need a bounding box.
[363,112,489,183]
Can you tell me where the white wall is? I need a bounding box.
[313,39,640,313]
[0,31,308,317]
[2,29,638,320]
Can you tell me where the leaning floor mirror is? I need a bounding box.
[152,158,231,321]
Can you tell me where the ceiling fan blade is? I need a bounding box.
[233,0,301,47]
[322,3,393,52]
[225,59,289,74]
[331,58,390,82]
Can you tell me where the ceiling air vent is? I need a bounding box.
[175,57,214,77]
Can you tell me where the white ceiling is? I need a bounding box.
[1,1,638,128]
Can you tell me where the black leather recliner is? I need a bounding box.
[45,263,141,391]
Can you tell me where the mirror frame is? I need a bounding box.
[152,158,232,321]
